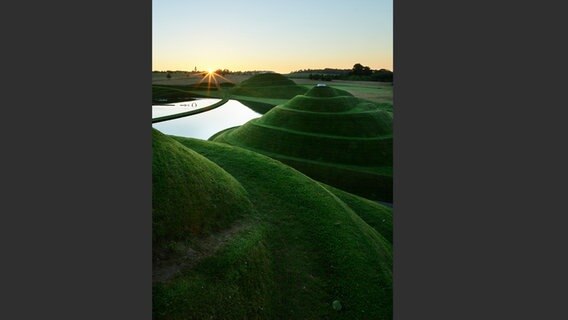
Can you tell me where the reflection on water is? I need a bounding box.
[152,99,261,140]
[152,98,222,118]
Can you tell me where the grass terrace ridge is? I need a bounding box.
[212,84,393,202]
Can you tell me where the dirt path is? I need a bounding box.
[153,221,251,283]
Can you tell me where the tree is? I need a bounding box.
[352,63,364,75]
[371,69,393,82]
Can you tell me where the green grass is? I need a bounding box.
[229,73,308,100]
[153,75,392,113]
[153,225,275,319]
[212,85,393,202]
[292,79,393,105]
[152,129,253,260]
[153,130,393,319]
[321,184,393,243]
[226,74,310,113]
[152,85,202,103]
[217,121,392,166]
[284,95,359,112]
[235,73,300,88]
[152,74,300,114]
[260,106,392,137]
[331,84,392,105]
[304,85,353,98]
[217,147,394,202]
[211,142,393,201]
[152,85,224,103]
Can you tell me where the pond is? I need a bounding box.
[152,99,261,140]
[152,98,222,118]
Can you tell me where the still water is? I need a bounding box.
[152,98,222,118]
[152,99,261,140]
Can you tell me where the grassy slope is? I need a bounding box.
[228,73,308,113]
[154,133,393,319]
[230,73,307,98]
[153,75,393,113]
[206,139,394,202]
[217,121,392,166]
[212,85,393,202]
[152,129,253,256]
[152,85,224,103]
[291,78,393,105]
[321,184,393,243]
[259,106,393,137]
[152,85,202,103]
[152,78,291,114]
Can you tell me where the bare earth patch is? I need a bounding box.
[153,221,252,283]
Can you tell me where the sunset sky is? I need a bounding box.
[152,0,392,73]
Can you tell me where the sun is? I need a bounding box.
[197,67,233,90]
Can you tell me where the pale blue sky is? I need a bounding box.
[153,0,392,73]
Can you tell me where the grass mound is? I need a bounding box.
[213,84,394,202]
[152,129,253,260]
[221,122,392,166]
[322,184,393,243]
[237,73,298,87]
[283,95,359,112]
[153,131,393,319]
[260,107,392,137]
[229,73,307,99]
[305,84,354,98]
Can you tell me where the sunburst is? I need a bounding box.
[197,68,234,91]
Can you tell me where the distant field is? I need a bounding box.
[292,78,393,105]
[152,72,252,85]
[153,73,392,106]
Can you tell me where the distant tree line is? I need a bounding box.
[214,69,229,75]
[293,68,352,74]
[152,69,275,76]
[214,69,273,76]
[296,64,393,82]
[152,64,393,82]
[152,70,200,73]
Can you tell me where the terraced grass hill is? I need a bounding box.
[152,128,393,319]
[212,84,393,202]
